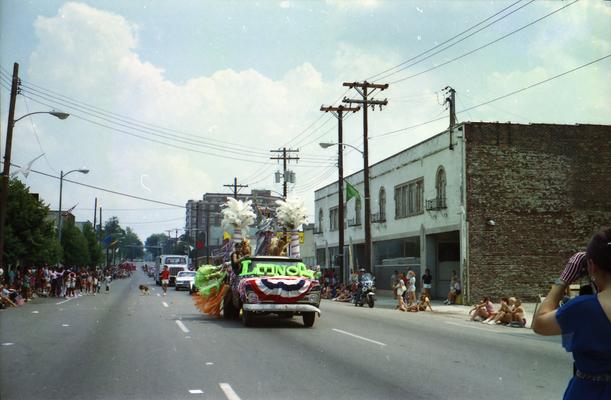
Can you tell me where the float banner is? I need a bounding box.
[240,260,314,279]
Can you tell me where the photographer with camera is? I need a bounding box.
[533,227,611,399]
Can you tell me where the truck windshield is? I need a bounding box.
[164,257,186,264]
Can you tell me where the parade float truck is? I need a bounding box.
[222,256,322,327]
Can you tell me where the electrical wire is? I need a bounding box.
[372,53,611,139]
[389,0,578,85]
[366,0,527,81]
[6,161,186,208]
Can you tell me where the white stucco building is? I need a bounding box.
[314,126,464,298]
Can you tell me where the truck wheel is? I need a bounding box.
[302,312,315,327]
[223,294,239,320]
[242,310,253,327]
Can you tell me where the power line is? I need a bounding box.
[366,0,528,81]
[6,162,186,208]
[389,0,578,85]
[372,53,611,139]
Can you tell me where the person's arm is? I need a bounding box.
[532,283,564,335]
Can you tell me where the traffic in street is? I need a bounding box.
[2,268,571,400]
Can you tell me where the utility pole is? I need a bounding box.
[343,81,389,273]
[205,204,210,264]
[0,63,19,271]
[270,148,299,198]
[93,198,97,237]
[99,206,102,241]
[195,201,201,265]
[320,105,360,284]
[223,177,248,200]
[443,86,457,150]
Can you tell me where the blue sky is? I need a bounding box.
[1,0,609,241]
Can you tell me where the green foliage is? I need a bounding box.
[82,221,103,266]
[119,226,143,260]
[2,179,62,267]
[145,233,168,257]
[61,220,89,267]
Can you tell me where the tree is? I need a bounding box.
[61,220,89,268]
[82,221,103,266]
[145,233,168,258]
[2,179,62,269]
[118,227,143,260]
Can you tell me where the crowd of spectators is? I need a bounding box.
[0,265,129,310]
[469,296,527,327]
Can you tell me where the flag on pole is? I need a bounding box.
[345,181,360,202]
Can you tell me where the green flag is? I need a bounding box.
[345,181,360,202]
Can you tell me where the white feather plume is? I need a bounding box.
[275,196,308,230]
[221,198,256,231]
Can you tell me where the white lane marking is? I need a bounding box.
[162,301,169,308]
[219,383,241,400]
[1,342,14,346]
[56,297,74,305]
[156,293,161,297]
[206,362,214,366]
[188,389,203,394]
[175,320,189,333]
[444,320,495,332]
[332,328,386,347]
[31,311,39,314]
[185,336,192,339]
[62,324,70,327]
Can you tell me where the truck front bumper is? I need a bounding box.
[242,303,321,316]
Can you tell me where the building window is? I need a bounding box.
[435,167,446,204]
[318,208,324,233]
[395,178,424,218]
[329,207,339,231]
[355,198,361,225]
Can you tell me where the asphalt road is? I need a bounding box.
[1,270,572,400]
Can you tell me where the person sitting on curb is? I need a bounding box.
[509,298,527,327]
[470,296,495,321]
[332,284,352,302]
[407,294,433,312]
[482,297,508,324]
[486,297,517,325]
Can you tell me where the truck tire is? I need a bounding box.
[242,310,254,327]
[223,294,240,320]
[302,312,315,327]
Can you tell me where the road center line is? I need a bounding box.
[219,383,241,400]
[332,328,386,346]
[162,301,169,308]
[175,320,189,333]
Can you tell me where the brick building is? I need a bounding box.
[314,122,610,302]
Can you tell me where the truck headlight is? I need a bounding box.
[246,292,259,303]
[306,293,320,304]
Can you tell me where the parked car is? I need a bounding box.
[175,271,196,293]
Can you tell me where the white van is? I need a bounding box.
[155,254,189,286]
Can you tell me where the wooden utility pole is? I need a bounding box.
[443,86,457,150]
[270,148,299,198]
[320,105,360,283]
[223,177,248,199]
[0,63,19,271]
[342,81,389,273]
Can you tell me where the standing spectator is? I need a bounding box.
[421,268,433,299]
[104,271,112,293]
[394,277,408,312]
[390,270,399,297]
[160,265,170,296]
[8,268,15,288]
[407,271,417,306]
[533,227,611,399]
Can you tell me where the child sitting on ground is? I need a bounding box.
[407,294,433,312]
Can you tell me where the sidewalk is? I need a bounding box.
[372,290,537,329]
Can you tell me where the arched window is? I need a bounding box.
[355,197,361,225]
[318,208,324,232]
[379,187,386,220]
[436,167,446,208]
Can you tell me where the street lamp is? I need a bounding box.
[0,62,71,271]
[58,168,90,243]
[319,141,367,282]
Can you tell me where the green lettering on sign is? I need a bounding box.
[239,261,314,278]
